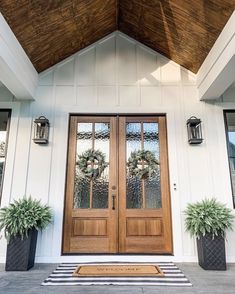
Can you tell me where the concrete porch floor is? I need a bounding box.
[0,263,235,294]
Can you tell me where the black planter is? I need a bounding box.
[197,234,226,270]
[5,229,38,271]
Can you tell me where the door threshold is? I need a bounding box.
[36,255,177,264]
[62,253,173,256]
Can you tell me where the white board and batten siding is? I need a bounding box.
[0,31,235,263]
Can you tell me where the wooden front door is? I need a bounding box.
[63,115,172,254]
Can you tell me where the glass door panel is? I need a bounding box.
[126,121,161,209]
[74,122,110,209]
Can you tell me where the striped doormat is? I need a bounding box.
[42,262,192,286]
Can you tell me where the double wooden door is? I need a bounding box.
[63,115,172,254]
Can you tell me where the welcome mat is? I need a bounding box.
[73,264,164,277]
[42,262,192,286]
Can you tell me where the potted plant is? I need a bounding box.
[0,196,52,271]
[184,198,234,270]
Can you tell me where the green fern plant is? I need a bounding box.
[0,197,52,240]
[184,198,234,239]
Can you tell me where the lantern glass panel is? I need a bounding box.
[33,117,49,144]
[190,125,200,139]
[36,123,46,139]
[187,117,203,144]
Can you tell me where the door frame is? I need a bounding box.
[61,113,173,255]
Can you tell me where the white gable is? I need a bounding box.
[38,31,196,110]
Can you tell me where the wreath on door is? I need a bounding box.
[77,149,108,180]
[127,149,159,179]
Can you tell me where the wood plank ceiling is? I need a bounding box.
[0,0,234,73]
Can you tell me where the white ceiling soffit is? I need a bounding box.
[197,10,235,101]
[0,13,38,100]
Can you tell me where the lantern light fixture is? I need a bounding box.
[33,116,50,144]
[186,116,203,145]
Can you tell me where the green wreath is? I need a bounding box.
[127,149,159,179]
[77,149,108,179]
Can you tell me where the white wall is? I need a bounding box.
[0,32,235,263]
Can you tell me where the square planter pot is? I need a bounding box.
[5,229,38,271]
[197,234,226,270]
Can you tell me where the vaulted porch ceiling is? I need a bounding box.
[0,0,234,73]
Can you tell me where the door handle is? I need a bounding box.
[111,185,116,210]
[112,194,116,210]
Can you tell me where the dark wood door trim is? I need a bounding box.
[63,116,77,252]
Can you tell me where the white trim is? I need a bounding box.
[197,11,235,100]
[0,14,38,100]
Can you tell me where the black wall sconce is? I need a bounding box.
[187,116,203,145]
[33,116,50,144]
